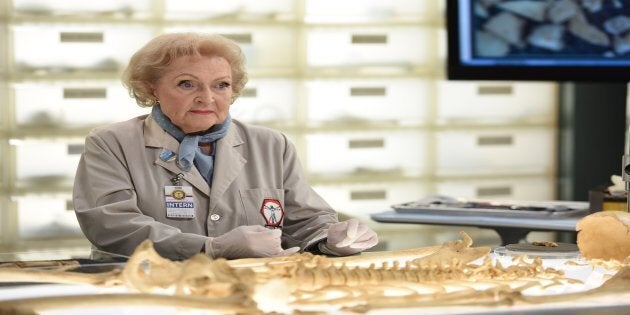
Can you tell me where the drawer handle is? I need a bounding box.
[63,88,107,99]
[348,139,384,149]
[241,88,257,97]
[350,87,386,96]
[60,32,104,43]
[351,34,388,44]
[476,186,512,197]
[477,85,513,95]
[67,144,85,155]
[350,190,387,200]
[477,136,513,146]
[221,33,252,44]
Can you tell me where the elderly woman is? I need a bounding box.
[73,33,378,260]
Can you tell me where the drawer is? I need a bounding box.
[14,138,84,183]
[15,195,83,240]
[305,79,428,125]
[166,26,297,70]
[14,82,149,127]
[12,0,153,16]
[13,24,154,71]
[435,128,554,176]
[230,79,297,124]
[305,0,433,22]
[312,181,427,221]
[307,26,432,67]
[435,177,555,201]
[306,131,427,176]
[437,81,557,124]
[164,0,295,20]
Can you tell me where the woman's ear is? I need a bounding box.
[146,83,158,100]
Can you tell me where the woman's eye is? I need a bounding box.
[177,80,194,89]
[216,82,231,89]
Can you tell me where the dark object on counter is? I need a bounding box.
[494,242,580,259]
[506,242,579,253]
[589,188,627,213]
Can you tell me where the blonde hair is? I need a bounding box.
[122,32,248,107]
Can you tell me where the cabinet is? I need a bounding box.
[0,0,557,251]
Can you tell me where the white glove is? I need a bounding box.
[320,218,378,256]
[206,225,300,259]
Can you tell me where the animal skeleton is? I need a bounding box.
[0,231,629,314]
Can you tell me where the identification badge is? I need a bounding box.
[260,198,284,229]
[165,186,195,218]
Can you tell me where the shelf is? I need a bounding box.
[6,13,442,27]
[0,237,90,252]
[307,171,555,186]
[298,122,555,133]
[10,181,74,196]
[3,119,557,140]
[7,67,443,82]
[305,65,441,78]
[8,70,121,82]
[6,127,94,139]
[0,0,558,248]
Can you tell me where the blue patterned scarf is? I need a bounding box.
[151,105,231,183]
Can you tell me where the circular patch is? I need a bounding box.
[171,189,186,200]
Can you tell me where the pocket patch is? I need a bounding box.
[260,198,284,229]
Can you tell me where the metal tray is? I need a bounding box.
[392,196,590,219]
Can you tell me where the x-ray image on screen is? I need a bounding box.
[461,0,629,66]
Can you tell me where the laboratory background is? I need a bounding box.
[0,0,628,256]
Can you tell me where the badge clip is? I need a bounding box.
[170,173,184,185]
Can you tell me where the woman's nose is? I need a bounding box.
[196,86,214,104]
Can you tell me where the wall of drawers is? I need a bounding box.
[0,0,558,250]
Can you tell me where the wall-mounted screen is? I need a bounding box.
[447,0,630,81]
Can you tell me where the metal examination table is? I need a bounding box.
[371,203,588,246]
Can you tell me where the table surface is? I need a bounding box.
[1,253,629,315]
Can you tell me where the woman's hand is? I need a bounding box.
[206,225,299,259]
[321,218,378,256]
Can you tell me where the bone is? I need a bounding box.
[0,232,627,314]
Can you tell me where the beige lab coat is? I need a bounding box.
[73,115,338,260]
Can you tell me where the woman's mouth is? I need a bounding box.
[190,109,214,115]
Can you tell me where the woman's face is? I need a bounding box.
[151,55,233,134]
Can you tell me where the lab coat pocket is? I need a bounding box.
[239,188,285,227]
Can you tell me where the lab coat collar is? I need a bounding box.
[143,114,246,204]
[210,121,246,212]
[144,115,210,196]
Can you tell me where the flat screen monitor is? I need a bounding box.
[447,0,630,81]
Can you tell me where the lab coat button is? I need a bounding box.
[210,214,220,221]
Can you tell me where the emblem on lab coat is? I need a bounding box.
[260,199,284,228]
[159,149,177,162]
[171,189,186,200]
